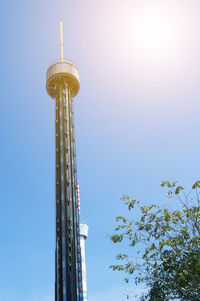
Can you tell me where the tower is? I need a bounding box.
[46,21,83,301]
[79,222,89,301]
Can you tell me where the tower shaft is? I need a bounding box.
[55,82,82,301]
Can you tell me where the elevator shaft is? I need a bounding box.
[55,81,82,301]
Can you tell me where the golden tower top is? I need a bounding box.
[46,20,80,98]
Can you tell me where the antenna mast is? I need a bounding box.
[60,19,64,62]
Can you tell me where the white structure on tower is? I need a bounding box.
[79,222,89,301]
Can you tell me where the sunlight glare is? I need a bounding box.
[130,6,177,59]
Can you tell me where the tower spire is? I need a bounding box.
[60,19,64,62]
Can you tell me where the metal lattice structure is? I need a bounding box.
[46,58,83,301]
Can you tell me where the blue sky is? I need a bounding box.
[1,0,200,300]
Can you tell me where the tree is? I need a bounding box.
[110,181,200,301]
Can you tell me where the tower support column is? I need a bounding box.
[46,59,82,301]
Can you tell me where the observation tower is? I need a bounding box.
[46,21,83,301]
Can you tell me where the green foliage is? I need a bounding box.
[110,181,200,301]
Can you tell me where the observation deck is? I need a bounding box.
[46,59,80,98]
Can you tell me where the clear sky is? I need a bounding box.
[0,0,200,300]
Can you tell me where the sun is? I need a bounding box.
[129,5,177,60]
